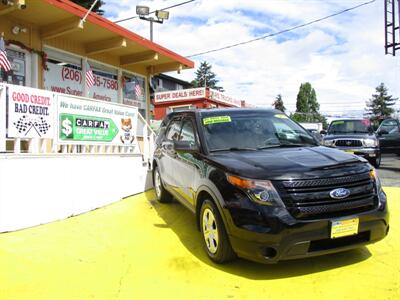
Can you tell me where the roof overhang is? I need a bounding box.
[0,0,194,75]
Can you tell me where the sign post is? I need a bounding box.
[0,84,6,152]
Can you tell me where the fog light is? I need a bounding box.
[262,247,277,259]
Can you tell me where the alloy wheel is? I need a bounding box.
[154,169,162,198]
[202,208,219,254]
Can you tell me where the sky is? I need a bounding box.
[102,0,400,116]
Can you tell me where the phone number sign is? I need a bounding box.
[44,62,119,102]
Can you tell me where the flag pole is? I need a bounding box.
[79,0,100,28]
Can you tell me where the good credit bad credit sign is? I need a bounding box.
[8,85,54,138]
[57,95,138,145]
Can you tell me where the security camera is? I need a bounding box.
[17,0,26,9]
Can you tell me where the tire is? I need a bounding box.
[369,154,381,168]
[153,166,172,203]
[200,200,236,264]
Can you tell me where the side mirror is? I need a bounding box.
[320,130,327,135]
[174,140,199,153]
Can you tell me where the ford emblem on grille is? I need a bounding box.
[330,188,351,199]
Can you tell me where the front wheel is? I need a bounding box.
[200,200,236,264]
[369,154,381,168]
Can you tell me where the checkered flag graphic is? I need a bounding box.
[33,117,51,136]
[13,115,51,137]
[13,115,32,135]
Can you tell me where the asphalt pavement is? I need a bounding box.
[379,154,400,187]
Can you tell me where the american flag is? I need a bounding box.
[0,36,11,72]
[135,83,143,98]
[85,62,95,88]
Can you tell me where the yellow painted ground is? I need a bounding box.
[0,188,399,300]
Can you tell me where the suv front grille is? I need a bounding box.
[277,172,377,219]
[335,139,362,147]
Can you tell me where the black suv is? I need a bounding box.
[321,119,381,168]
[153,109,389,264]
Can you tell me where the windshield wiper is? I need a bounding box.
[210,147,257,152]
[257,143,315,150]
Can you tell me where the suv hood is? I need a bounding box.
[207,146,369,180]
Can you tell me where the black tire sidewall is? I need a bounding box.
[153,166,171,203]
[372,154,381,168]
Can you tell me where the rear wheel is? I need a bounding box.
[153,166,172,203]
[200,200,236,264]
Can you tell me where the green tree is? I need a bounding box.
[291,82,327,128]
[272,94,286,112]
[71,0,105,15]
[295,82,319,113]
[191,61,224,91]
[365,83,397,127]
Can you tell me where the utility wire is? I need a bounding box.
[114,0,197,23]
[186,0,376,58]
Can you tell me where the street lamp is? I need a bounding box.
[136,5,169,41]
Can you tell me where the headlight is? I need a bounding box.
[363,138,378,147]
[369,168,383,192]
[227,174,284,206]
[322,139,335,147]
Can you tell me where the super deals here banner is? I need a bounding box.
[57,95,138,146]
[7,85,55,138]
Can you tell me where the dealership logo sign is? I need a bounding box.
[330,188,351,199]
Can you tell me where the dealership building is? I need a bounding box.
[0,0,193,121]
[0,0,193,233]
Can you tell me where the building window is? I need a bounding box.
[88,61,118,103]
[0,48,29,86]
[44,49,84,96]
[44,48,119,102]
[122,73,146,110]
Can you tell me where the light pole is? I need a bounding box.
[136,6,169,42]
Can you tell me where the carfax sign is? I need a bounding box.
[57,95,138,145]
[7,85,54,138]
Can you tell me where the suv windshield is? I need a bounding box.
[328,119,372,134]
[201,112,317,151]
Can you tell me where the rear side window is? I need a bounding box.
[180,120,196,143]
[166,120,182,141]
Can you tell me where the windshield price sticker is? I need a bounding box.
[203,116,231,125]
[332,120,344,125]
[274,114,288,119]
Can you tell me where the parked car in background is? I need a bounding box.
[153,109,388,264]
[376,118,400,155]
[321,119,381,168]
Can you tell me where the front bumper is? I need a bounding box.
[224,202,389,264]
[334,147,380,159]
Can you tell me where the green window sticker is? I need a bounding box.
[331,121,344,125]
[203,116,232,125]
[274,114,288,119]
